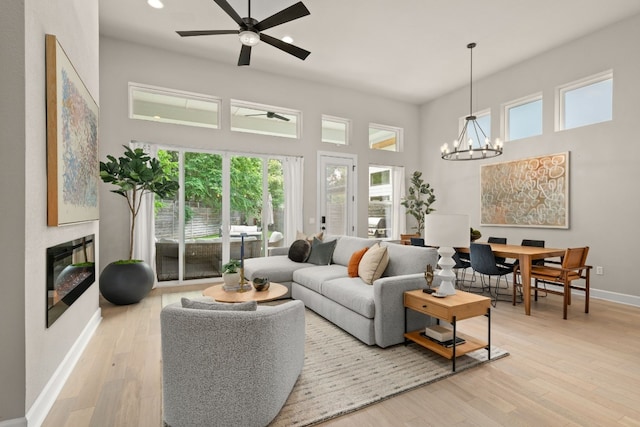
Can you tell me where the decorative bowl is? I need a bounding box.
[253,277,270,291]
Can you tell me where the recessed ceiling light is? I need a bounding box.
[147,0,164,9]
[282,36,294,44]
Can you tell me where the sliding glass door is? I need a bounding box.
[154,148,288,283]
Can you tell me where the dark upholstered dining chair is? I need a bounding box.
[410,237,425,247]
[469,243,513,306]
[517,246,591,319]
[511,239,545,305]
[487,236,507,266]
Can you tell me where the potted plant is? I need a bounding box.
[222,259,241,290]
[400,171,436,236]
[470,227,482,242]
[99,145,179,305]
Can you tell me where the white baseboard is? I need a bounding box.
[590,288,640,307]
[25,307,102,427]
[0,417,27,427]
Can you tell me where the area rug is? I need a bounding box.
[162,291,509,426]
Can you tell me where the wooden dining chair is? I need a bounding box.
[400,233,420,245]
[518,246,591,319]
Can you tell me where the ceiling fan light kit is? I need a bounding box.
[239,30,260,46]
[177,0,311,66]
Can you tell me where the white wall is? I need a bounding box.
[0,0,101,424]
[98,37,422,267]
[421,14,640,301]
[0,2,27,424]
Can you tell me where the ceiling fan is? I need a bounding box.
[176,0,311,66]
[245,111,291,121]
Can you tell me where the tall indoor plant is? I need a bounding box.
[99,145,179,305]
[401,171,436,236]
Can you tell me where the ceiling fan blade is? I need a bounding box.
[260,33,310,61]
[238,45,251,66]
[272,113,290,121]
[254,1,310,32]
[212,0,244,26]
[176,30,238,37]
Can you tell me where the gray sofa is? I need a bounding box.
[244,235,440,348]
[161,299,305,427]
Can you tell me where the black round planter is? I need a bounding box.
[99,261,154,305]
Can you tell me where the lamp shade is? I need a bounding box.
[424,214,470,248]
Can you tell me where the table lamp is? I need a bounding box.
[424,214,470,296]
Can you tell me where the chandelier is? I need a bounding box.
[441,43,503,161]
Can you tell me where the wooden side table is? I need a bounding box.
[203,282,288,303]
[404,289,491,371]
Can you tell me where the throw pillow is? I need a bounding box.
[181,298,257,311]
[347,247,369,278]
[358,243,389,284]
[288,239,312,263]
[296,230,324,242]
[306,236,337,265]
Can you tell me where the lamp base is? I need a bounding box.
[436,246,457,296]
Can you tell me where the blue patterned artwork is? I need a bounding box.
[480,152,569,228]
[46,34,99,225]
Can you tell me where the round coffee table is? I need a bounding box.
[202,282,288,303]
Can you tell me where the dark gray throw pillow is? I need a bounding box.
[288,239,312,263]
[181,298,257,311]
[306,237,337,265]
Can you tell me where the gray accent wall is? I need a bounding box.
[421,13,640,301]
[98,37,422,267]
[0,0,100,424]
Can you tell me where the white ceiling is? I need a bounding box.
[99,0,640,104]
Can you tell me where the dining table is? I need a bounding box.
[456,243,566,315]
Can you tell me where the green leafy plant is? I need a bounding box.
[222,259,241,274]
[470,227,482,241]
[100,146,180,260]
[400,171,436,235]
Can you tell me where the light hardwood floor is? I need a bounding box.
[43,283,640,426]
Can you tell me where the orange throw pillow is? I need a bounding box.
[348,247,369,277]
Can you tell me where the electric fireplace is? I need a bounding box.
[46,234,95,327]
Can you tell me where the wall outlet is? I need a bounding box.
[596,266,604,275]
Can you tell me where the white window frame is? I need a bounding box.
[230,99,302,139]
[502,93,543,142]
[458,108,491,142]
[368,123,403,152]
[128,82,221,129]
[555,70,613,132]
[321,114,351,145]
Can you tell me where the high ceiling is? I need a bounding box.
[99,0,640,104]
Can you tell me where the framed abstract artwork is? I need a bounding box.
[46,34,99,226]
[480,152,569,228]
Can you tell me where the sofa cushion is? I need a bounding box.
[381,243,439,277]
[358,243,389,284]
[348,247,369,278]
[292,264,347,294]
[181,297,257,311]
[332,235,378,266]
[306,237,337,265]
[244,255,313,284]
[288,239,311,262]
[321,277,375,318]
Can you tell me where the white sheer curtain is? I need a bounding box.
[283,156,304,246]
[392,166,406,240]
[129,141,158,287]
